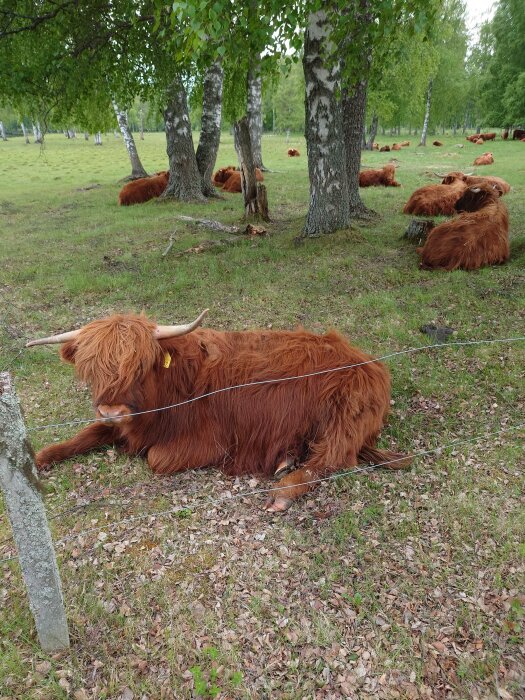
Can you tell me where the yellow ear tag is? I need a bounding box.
[163,352,172,369]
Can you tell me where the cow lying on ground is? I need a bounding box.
[212,166,238,186]
[512,129,525,140]
[27,313,410,512]
[287,148,300,157]
[473,152,494,166]
[437,171,511,194]
[379,145,390,152]
[118,171,169,205]
[221,169,264,193]
[417,182,509,271]
[359,163,400,187]
[403,174,467,216]
[399,141,410,147]
[432,140,443,147]
[391,143,401,151]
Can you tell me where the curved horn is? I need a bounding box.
[464,171,474,176]
[26,328,82,347]
[432,172,448,178]
[154,309,209,339]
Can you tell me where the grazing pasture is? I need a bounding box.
[1,132,524,699]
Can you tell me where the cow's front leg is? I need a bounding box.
[146,439,222,475]
[35,422,118,470]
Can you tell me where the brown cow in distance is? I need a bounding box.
[403,174,467,216]
[399,141,410,147]
[512,129,525,140]
[478,132,496,141]
[475,139,485,145]
[379,145,391,152]
[287,148,300,157]
[221,169,264,193]
[473,152,494,166]
[118,171,169,206]
[432,140,443,147]
[212,166,237,187]
[466,134,482,142]
[417,182,509,271]
[391,143,401,151]
[27,313,410,512]
[359,163,400,188]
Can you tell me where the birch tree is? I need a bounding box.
[112,100,148,180]
[195,60,224,197]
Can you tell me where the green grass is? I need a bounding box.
[0,130,524,699]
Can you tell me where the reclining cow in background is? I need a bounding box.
[512,129,525,140]
[473,152,494,166]
[212,166,237,187]
[221,168,264,193]
[417,182,509,271]
[359,163,400,188]
[437,171,511,194]
[403,173,467,216]
[27,312,409,512]
[118,171,169,206]
[287,148,300,157]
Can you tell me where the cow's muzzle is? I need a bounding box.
[96,404,133,424]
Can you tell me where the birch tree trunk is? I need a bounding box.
[21,122,30,143]
[84,132,89,140]
[139,107,144,140]
[419,79,433,146]
[234,116,270,221]
[112,100,148,180]
[366,113,378,150]
[94,131,102,145]
[32,122,42,143]
[247,56,268,171]
[160,77,206,201]
[196,60,224,197]
[0,121,7,141]
[342,77,374,218]
[302,10,350,237]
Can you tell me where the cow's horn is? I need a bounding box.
[154,309,209,339]
[26,328,82,347]
[464,171,474,175]
[432,172,448,178]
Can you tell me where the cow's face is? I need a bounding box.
[455,183,501,212]
[61,315,163,424]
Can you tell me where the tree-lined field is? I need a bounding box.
[1,133,524,699]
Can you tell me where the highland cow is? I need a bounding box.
[287,148,300,157]
[221,169,264,193]
[473,152,494,166]
[432,140,443,147]
[403,175,467,216]
[118,171,169,206]
[438,171,510,195]
[27,312,409,512]
[359,163,400,188]
[417,182,509,271]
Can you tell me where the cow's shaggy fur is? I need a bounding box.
[118,171,169,205]
[287,148,300,157]
[403,175,467,216]
[359,163,400,188]
[221,169,264,193]
[417,182,509,271]
[473,152,494,166]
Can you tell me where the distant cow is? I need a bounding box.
[466,134,482,142]
[359,164,400,188]
[391,143,401,151]
[372,143,380,150]
[403,174,466,216]
[212,166,237,187]
[512,129,525,140]
[118,171,169,206]
[221,169,264,193]
[432,140,443,147]
[399,141,410,147]
[287,148,300,157]
[479,132,496,141]
[379,145,391,152]
[417,182,509,271]
[359,163,401,187]
[473,152,494,166]
[438,171,510,195]
[475,139,485,145]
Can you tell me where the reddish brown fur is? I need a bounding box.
[475,139,485,145]
[221,169,264,193]
[391,143,401,151]
[479,132,496,141]
[466,134,482,142]
[359,164,400,188]
[118,172,169,206]
[403,176,467,216]
[432,140,443,147]
[372,143,379,150]
[399,141,410,147]
[521,137,525,142]
[379,145,390,152]
[34,316,409,505]
[440,171,510,195]
[473,152,494,166]
[287,148,300,157]
[513,129,525,140]
[212,166,237,186]
[417,182,509,271]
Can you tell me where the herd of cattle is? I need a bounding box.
[116,132,517,273]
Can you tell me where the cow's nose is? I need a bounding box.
[97,405,131,423]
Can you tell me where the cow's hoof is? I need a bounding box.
[264,496,293,513]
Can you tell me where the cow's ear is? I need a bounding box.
[60,340,78,364]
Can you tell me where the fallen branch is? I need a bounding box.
[176,216,240,233]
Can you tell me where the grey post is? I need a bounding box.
[0,372,70,652]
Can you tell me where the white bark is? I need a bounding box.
[112,100,148,179]
[0,121,7,141]
[419,79,433,146]
[94,131,102,145]
[20,122,30,143]
[32,122,42,143]
[247,56,267,170]
[196,60,224,196]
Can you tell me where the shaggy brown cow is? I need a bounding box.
[439,171,510,195]
[27,313,410,512]
[359,163,400,188]
[466,134,482,142]
[417,182,509,271]
[475,139,485,145]
[118,171,169,206]
[399,141,410,147]
[481,132,496,141]
[432,140,443,147]
[221,169,264,193]
[513,129,525,140]
[391,143,401,151]
[212,166,237,187]
[473,152,494,166]
[287,148,300,157]
[403,174,467,216]
[379,145,391,152]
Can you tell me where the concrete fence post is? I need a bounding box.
[0,372,70,652]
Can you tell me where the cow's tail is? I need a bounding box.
[357,445,412,471]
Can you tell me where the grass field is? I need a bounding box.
[1,131,524,700]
